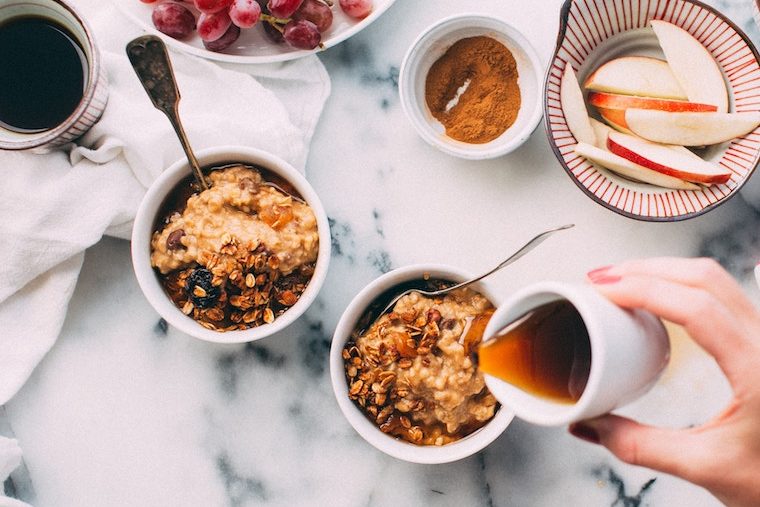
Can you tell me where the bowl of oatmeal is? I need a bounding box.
[330,264,514,463]
[132,146,330,343]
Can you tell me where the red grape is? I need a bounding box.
[267,0,303,18]
[203,23,240,51]
[152,3,196,39]
[194,0,233,14]
[339,0,371,19]
[293,0,332,33]
[229,0,261,28]
[141,0,159,3]
[282,19,320,49]
[197,10,232,41]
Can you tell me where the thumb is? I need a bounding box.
[569,415,707,480]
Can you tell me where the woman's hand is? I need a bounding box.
[569,257,760,507]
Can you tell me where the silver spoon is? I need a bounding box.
[126,35,209,190]
[357,224,575,334]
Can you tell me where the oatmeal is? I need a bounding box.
[343,284,498,445]
[151,164,319,331]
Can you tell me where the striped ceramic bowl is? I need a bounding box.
[545,0,760,221]
[0,0,108,153]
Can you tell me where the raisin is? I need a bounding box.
[166,229,186,250]
[186,268,220,309]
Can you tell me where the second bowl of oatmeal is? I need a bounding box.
[132,146,330,343]
[330,264,514,464]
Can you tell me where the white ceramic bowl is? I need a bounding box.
[329,264,514,464]
[132,146,331,344]
[399,14,543,160]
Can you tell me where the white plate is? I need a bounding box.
[117,0,396,64]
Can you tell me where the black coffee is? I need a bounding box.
[0,16,87,132]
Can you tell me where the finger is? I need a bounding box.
[589,273,753,381]
[569,415,708,482]
[591,257,757,320]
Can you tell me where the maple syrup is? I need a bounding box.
[476,299,592,404]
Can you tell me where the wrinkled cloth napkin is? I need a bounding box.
[0,0,330,427]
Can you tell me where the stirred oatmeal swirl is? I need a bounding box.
[344,286,498,446]
[151,165,318,275]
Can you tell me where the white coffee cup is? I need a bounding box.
[0,0,108,152]
[482,281,670,426]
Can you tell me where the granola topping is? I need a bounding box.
[343,284,498,445]
[151,165,318,332]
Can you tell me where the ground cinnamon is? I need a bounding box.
[425,36,521,144]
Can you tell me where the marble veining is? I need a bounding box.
[4,0,759,506]
[591,467,656,507]
[698,205,760,279]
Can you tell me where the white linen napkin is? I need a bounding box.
[0,0,330,414]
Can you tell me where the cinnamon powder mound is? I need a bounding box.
[425,36,521,144]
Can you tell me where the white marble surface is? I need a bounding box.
[5,0,760,505]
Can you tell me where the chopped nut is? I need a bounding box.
[376,405,393,424]
[245,273,255,288]
[400,310,417,323]
[426,308,442,324]
[263,307,275,324]
[349,380,364,396]
[408,427,423,443]
[277,290,298,307]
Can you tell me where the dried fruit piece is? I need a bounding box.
[186,268,221,308]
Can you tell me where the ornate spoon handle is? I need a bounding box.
[126,35,208,190]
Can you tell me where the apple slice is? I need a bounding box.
[591,117,704,160]
[584,56,687,100]
[625,109,760,146]
[588,92,717,113]
[607,131,731,184]
[598,107,634,133]
[561,65,596,145]
[575,142,700,190]
[589,118,612,149]
[650,20,728,113]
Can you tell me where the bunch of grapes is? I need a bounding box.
[145,0,374,53]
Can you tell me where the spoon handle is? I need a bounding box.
[427,223,576,296]
[125,35,208,190]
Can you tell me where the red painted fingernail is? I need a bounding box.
[569,423,600,444]
[587,265,612,279]
[590,274,622,285]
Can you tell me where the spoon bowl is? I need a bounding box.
[357,224,574,334]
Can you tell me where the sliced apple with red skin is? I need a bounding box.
[575,142,700,190]
[561,65,596,145]
[625,109,760,146]
[650,20,728,113]
[608,131,731,184]
[588,92,717,113]
[598,107,633,133]
[584,56,687,100]
[591,117,704,161]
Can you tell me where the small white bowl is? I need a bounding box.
[131,146,331,344]
[399,14,543,160]
[329,264,514,464]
